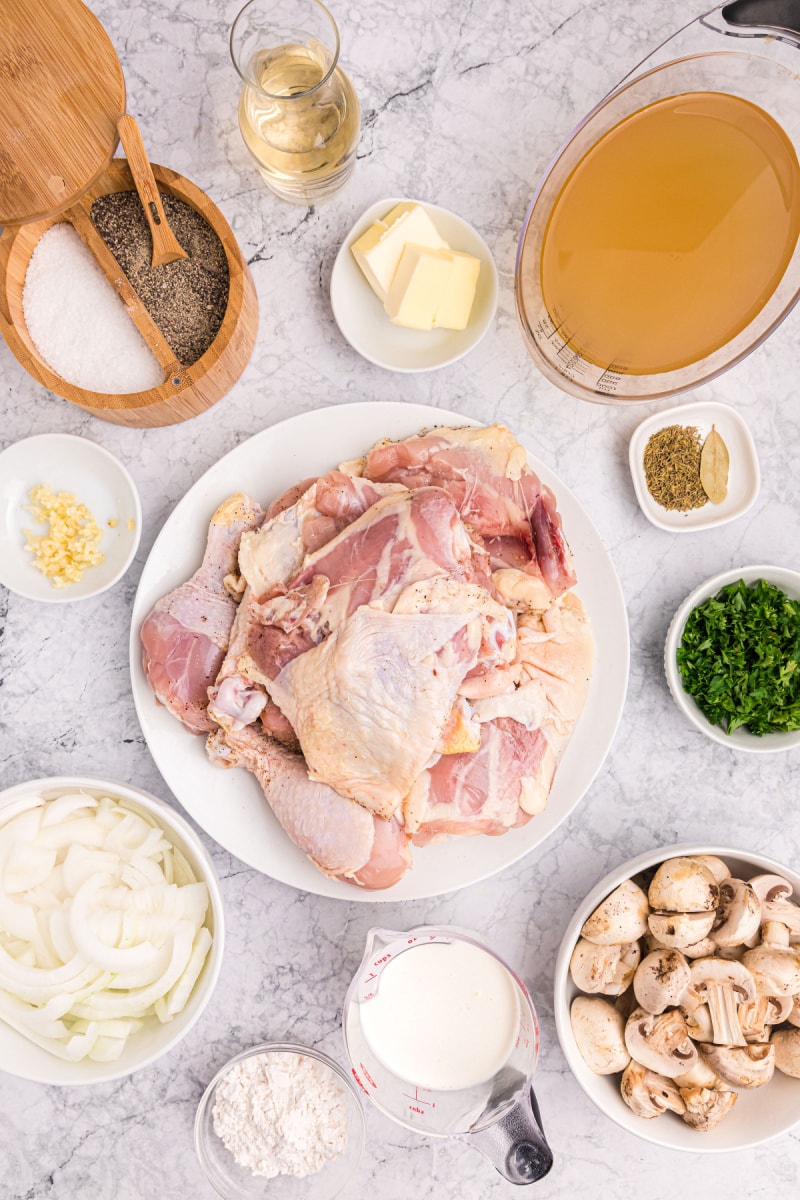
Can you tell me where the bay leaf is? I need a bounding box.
[700,424,730,504]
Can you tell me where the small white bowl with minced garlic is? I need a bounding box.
[0,432,141,602]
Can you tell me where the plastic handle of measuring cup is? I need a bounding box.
[459,1086,553,1186]
[720,0,800,38]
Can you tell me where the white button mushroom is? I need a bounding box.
[633,949,692,1015]
[674,1058,721,1089]
[570,996,631,1075]
[749,874,800,938]
[580,878,650,945]
[787,996,800,1028]
[647,910,716,949]
[771,1028,800,1078]
[689,958,757,1046]
[569,937,640,996]
[738,995,793,1043]
[712,879,761,948]
[620,1062,686,1119]
[685,855,731,885]
[679,1085,737,1131]
[649,858,720,914]
[742,922,800,997]
[699,1042,775,1090]
[624,1007,699,1078]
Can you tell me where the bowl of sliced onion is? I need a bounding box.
[0,775,224,1084]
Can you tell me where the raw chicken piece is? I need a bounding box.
[140,494,264,734]
[407,593,594,842]
[407,718,548,844]
[359,424,576,606]
[269,606,485,819]
[209,472,404,731]
[245,486,479,685]
[206,724,412,888]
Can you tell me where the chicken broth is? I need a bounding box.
[540,92,800,375]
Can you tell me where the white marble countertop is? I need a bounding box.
[2,0,800,1194]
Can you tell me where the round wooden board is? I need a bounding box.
[0,0,125,225]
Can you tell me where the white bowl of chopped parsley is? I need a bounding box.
[665,566,800,752]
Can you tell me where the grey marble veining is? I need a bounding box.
[2,0,800,1195]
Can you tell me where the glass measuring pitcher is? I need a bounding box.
[516,0,800,403]
[230,0,360,204]
[342,926,553,1185]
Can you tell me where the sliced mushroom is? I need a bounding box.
[689,958,756,1046]
[624,1007,698,1078]
[649,858,719,913]
[771,1028,800,1078]
[682,1003,714,1043]
[749,874,800,937]
[569,937,640,996]
[674,1058,721,1089]
[580,879,650,945]
[679,1085,737,1131]
[738,995,793,1043]
[713,879,761,948]
[570,996,630,1075]
[742,922,800,997]
[700,1042,775,1089]
[633,948,691,1015]
[787,996,800,1028]
[648,910,716,949]
[620,1062,685,1119]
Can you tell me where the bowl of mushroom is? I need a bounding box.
[554,845,800,1151]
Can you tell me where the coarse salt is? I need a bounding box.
[212,1052,349,1179]
[22,222,164,394]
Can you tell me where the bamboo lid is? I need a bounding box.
[0,0,126,226]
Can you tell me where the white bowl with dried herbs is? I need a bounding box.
[628,400,760,532]
[664,565,800,753]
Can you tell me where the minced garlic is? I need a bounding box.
[24,484,104,588]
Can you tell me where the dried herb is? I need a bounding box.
[642,424,708,512]
[700,425,730,505]
[90,191,229,366]
[677,579,800,735]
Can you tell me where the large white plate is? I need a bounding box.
[130,402,629,901]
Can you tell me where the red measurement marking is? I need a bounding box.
[406,937,418,945]
[351,1069,369,1097]
[402,1086,435,1109]
[374,954,392,965]
[360,1062,377,1088]
[363,970,378,983]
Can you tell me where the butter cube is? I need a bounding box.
[384,244,482,332]
[384,245,455,330]
[433,250,481,331]
[351,202,449,302]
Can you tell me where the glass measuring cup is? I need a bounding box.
[230,0,360,204]
[342,926,553,1185]
[516,0,800,403]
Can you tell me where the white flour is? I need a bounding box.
[212,1052,349,1179]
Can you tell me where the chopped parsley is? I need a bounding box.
[676,578,800,736]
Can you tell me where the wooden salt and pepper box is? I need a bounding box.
[0,0,258,427]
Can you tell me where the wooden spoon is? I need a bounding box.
[116,114,188,268]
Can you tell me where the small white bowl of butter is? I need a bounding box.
[0,432,141,603]
[330,197,499,372]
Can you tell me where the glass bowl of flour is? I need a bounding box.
[195,1042,366,1199]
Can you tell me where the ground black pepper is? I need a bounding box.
[643,424,708,512]
[90,191,229,366]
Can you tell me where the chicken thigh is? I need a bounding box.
[140,494,264,734]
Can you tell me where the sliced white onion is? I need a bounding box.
[0,791,213,1062]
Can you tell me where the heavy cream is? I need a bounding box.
[359,939,520,1091]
